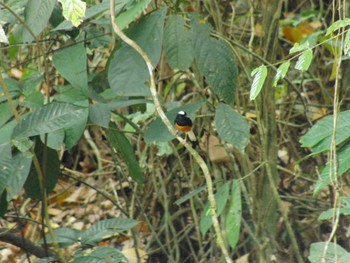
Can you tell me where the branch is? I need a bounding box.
[0,228,56,259]
[109,2,232,262]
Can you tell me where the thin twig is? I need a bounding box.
[109,1,232,262]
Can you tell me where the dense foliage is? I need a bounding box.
[0,0,350,262]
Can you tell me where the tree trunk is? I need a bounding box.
[254,0,282,262]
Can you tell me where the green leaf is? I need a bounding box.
[54,85,88,106]
[127,6,167,65]
[12,137,34,153]
[89,103,111,128]
[289,41,310,54]
[314,142,350,193]
[108,7,166,97]
[309,242,350,263]
[44,227,82,247]
[7,152,32,201]
[12,102,87,139]
[64,107,89,149]
[53,43,88,94]
[273,61,290,87]
[215,103,250,153]
[40,129,65,150]
[295,49,313,71]
[0,100,18,127]
[24,140,60,200]
[326,18,350,36]
[116,0,152,30]
[22,0,56,42]
[108,46,150,97]
[174,185,207,206]
[300,111,350,153]
[0,143,12,197]
[107,123,143,184]
[0,120,17,145]
[250,65,268,100]
[144,101,204,143]
[58,0,86,27]
[163,15,194,70]
[81,218,138,245]
[344,30,350,55]
[73,246,126,263]
[318,197,350,221]
[226,180,241,249]
[200,181,231,236]
[194,38,237,103]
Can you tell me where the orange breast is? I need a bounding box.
[175,123,191,133]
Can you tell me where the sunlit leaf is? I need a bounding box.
[273,61,290,87]
[250,65,267,100]
[295,49,313,71]
[326,18,350,36]
[289,41,310,54]
[58,0,86,27]
[309,242,350,263]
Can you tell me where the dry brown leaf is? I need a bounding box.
[122,248,148,263]
[236,253,250,263]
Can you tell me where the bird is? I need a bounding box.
[174,111,198,147]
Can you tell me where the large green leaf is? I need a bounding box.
[0,143,12,197]
[12,102,87,139]
[73,246,126,263]
[107,123,143,184]
[215,103,250,153]
[44,227,82,247]
[300,111,350,153]
[163,15,194,70]
[200,181,230,236]
[309,242,350,263]
[191,18,237,103]
[127,6,167,65]
[314,142,350,193]
[53,43,88,94]
[7,152,32,201]
[0,100,17,127]
[24,140,60,200]
[226,180,241,249]
[144,101,204,143]
[89,103,111,128]
[108,46,150,97]
[108,7,166,96]
[22,0,56,42]
[116,0,152,30]
[0,120,16,145]
[80,218,138,245]
[64,107,89,149]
